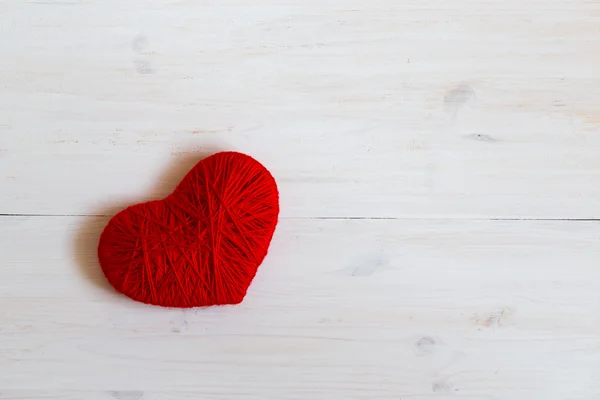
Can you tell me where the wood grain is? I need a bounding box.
[1,0,600,218]
[2,216,600,397]
[2,0,600,398]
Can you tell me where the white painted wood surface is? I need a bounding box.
[2,0,600,399]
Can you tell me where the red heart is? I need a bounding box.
[98,151,279,307]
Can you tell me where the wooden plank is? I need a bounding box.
[2,216,600,398]
[2,1,600,218]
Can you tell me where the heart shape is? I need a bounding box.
[98,151,279,307]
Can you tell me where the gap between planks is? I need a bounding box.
[1,213,600,222]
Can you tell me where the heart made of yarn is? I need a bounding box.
[98,151,279,307]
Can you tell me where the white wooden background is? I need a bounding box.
[2,0,600,399]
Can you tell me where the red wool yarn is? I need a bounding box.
[98,151,279,308]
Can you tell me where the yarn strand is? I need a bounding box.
[98,151,279,307]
